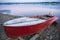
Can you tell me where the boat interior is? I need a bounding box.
[4,17,46,27]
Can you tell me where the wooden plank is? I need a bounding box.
[30,34,39,40]
[18,37,25,40]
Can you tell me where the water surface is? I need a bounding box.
[0,3,60,26]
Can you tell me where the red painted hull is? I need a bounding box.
[3,16,58,38]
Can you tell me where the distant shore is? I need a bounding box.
[0,2,60,5]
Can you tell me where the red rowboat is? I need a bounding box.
[3,16,58,38]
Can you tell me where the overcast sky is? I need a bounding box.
[0,0,60,3]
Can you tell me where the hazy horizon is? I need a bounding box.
[0,0,60,3]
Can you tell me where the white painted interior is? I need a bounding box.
[4,17,46,27]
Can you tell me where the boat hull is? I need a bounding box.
[3,16,58,38]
